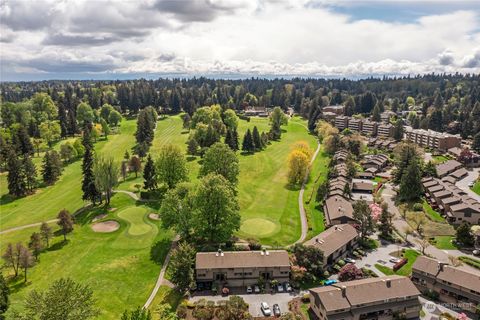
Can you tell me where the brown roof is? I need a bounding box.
[412,256,480,293]
[436,160,462,177]
[352,182,374,192]
[427,185,444,193]
[450,203,480,213]
[423,180,439,188]
[304,224,358,257]
[433,190,452,199]
[441,176,457,185]
[450,168,468,179]
[324,196,354,223]
[309,276,420,312]
[196,250,290,270]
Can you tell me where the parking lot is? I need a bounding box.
[190,289,302,317]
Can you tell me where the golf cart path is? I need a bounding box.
[294,138,321,244]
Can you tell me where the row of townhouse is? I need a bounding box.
[411,256,480,316]
[448,147,480,168]
[334,116,395,138]
[435,159,468,179]
[422,176,480,225]
[366,137,398,152]
[309,275,421,320]
[404,127,461,151]
[195,250,290,288]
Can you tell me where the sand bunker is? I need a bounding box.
[148,213,160,220]
[92,213,107,222]
[91,220,120,233]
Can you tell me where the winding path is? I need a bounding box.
[294,138,321,244]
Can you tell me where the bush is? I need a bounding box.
[413,203,423,211]
[323,270,330,278]
[247,238,262,250]
[458,256,480,270]
[177,305,187,317]
[301,293,310,303]
[337,259,346,267]
[423,289,439,301]
[238,114,251,122]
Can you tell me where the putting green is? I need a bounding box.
[117,206,152,236]
[240,218,279,237]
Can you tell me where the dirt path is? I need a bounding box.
[294,139,321,245]
[143,236,179,309]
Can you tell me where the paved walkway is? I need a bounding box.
[294,139,321,244]
[143,236,179,309]
[113,189,141,201]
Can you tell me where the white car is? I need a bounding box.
[473,249,480,256]
[277,283,284,292]
[389,257,401,263]
[468,181,475,187]
[344,257,356,264]
[261,302,272,316]
[246,285,253,294]
[254,285,260,293]
[284,282,292,292]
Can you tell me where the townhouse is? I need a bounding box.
[360,119,377,136]
[362,154,389,171]
[323,105,345,115]
[304,224,359,266]
[377,123,394,138]
[195,250,290,287]
[309,276,421,320]
[323,195,356,226]
[411,256,480,315]
[435,160,464,178]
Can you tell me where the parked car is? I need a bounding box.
[254,285,260,293]
[324,279,337,286]
[246,285,253,294]
[284,282,292,292]
[473,249,480,256]
[468,181,475,187]
[344,257,356,264]
[273,304,281,317]
[261,302,272,316]
[277,283,284,292]
[389,257,401,263]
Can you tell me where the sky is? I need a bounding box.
[1,0,480,81]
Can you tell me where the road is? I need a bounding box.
[294,139,321,244]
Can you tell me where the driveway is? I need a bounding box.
[455,168,480,201]
[190,291,302,317]
[355,240,407,275]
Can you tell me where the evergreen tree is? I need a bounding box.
[455,221,474,246]
[242,129,254,153]
[225,129,238,151]
[399,160,422,202]
[393,119,404,141]
[7,150,27,197]
[260,132,268,148]
[187,138,199,156]
[13,125,34,156]
[124,150,130,161]
[252,126,262,150]
[378,202,393,238]
[143,154,157,191]
[473,132,480,153]
[81,124,100,205]
[42,151,62,185]
[23,154,37,193]
[372,103,381,122]
[0,272,9,318]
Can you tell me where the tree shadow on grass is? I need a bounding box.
[284,183,301,191]
[150,238,171,265]
[46,239,69,252]
[0,194,15,205]
[7,277,30,294]
[186,156,197,162]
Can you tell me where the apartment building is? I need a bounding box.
[405,128,461,151]
[323,105,345,115]
[377,123,394,138]
[195,250,290,287]
[304,224,359,266]
[309,276,421,320]
[348,118,363,132]
[360,119,377,136]
[335,116,349,131]
[411,256,480,315]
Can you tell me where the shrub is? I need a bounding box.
[247,238,262,250]
[424,289,439,301]
[337,259,346,267]
[413,203,423,211]
[177,305,187,318]
[301,293,310,303]
[458,256,480,270]
[238,114,251,122]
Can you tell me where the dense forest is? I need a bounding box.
[1,74,480,144]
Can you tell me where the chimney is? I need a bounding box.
[386,279,391,288]
[341,286,346,297]
[438,262,447,272]
[315,238,319,243]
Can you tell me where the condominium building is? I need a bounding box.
[361,119,377,136]
[304,224,359,266]
[309,276,421,320]
[377,123,394,138]
[323,105,345,115]
[411,256,480,315]
[335,116,349,130]
[195,250,290,287]
[405,128,461,151]
[348,118,363,132]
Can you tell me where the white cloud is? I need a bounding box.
[0,0,479,79]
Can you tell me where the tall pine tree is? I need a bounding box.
[225,129,239,151]
[242,129,254,153]
[143,154,157,191]
[42,151,62,185]
[81,124,100,205]
[7,149,27,197]
[23,154,37,193]
[252,126,262,150]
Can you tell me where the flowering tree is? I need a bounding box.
[338,264,363,282]
[369,203,382,221]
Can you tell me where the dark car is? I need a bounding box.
[273,304,281,317]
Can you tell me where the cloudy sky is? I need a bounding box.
[1,0,480,81]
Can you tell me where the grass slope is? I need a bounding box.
[0,119,136,231]
[2,193,173,320]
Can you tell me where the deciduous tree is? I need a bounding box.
[57,209,74,241]
[28,232,43,261]
[155,144,188,188]
[353,200,375,240]
[93,156,119,205]
[169,242,196,292]
[199,142,239,187]
[287,149,309,185]
[40,222,53,248]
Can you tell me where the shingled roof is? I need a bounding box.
[196,250,290,269]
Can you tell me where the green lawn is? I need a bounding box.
[422,199,445,223]
[0,119,137,231]
[1,193,173,320]
[431,235,458,249]
[374,249,421,276]
[432,155,449,164]
[472,181,480,195]
[147,286,184,319]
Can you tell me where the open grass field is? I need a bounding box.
[431,235,458,249]
[0,119,137,231]
[1,193,173,319]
